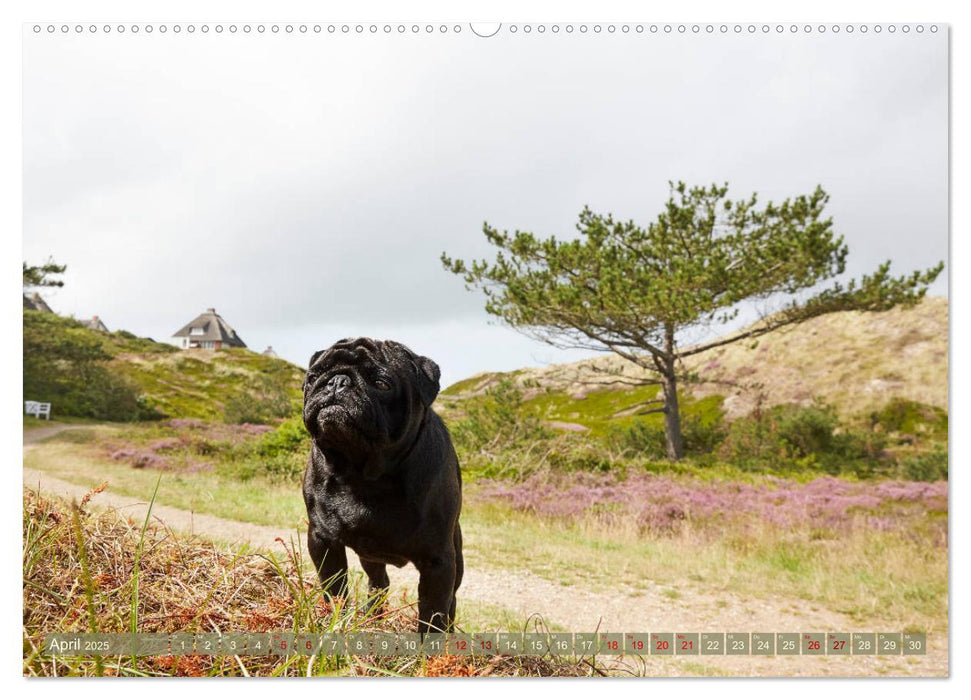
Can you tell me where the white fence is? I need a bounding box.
[25,401,51,419]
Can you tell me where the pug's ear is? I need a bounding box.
[307,349,326,369]
[304,350,326,390]
[414,356,441,406]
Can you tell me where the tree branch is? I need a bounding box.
[580,377,664,388]
[618,397,665,412]
[676,314,799,358]
[635,406,667,416]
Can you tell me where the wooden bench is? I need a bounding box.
[25,401,51,419]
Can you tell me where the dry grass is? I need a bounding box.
[22,487,602,677]
[689,297,948,418]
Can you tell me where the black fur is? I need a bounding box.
[301,337,463,633]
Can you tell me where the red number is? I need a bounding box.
[480,640,492,650]
[631,640,643,650]
[608,641,618,650]
[280,641,287,650]
[458,640,467,650]
[656,640,669,651]
[832,640,845,650]
[809,641,820,650]
[305,641,312,650]
[681,640,693,650]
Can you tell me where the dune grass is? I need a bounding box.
[23,488,599,677]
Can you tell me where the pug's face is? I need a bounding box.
[302,337,441,479]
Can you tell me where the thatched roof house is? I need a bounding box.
[23,292,53,313]
[169,307,246,350]
[79,315,109,332]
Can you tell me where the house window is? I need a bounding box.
[190,327,204,335]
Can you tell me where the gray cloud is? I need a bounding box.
[23,30,948,386]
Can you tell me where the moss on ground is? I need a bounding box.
[524,384,724,438]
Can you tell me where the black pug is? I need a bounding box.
[301,337,463,634]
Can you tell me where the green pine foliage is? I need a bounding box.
[23,257,67,289]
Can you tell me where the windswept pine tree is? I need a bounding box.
[443,182,944,460]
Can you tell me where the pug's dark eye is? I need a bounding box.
[374,379,391,391]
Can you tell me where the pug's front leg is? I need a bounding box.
[416,550,457,634]
[360,558,391,611]
[308,528,348,598]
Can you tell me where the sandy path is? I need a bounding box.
[23,426,947,677]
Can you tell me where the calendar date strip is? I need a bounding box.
[43,631,926,657]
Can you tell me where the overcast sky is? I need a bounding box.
[22,26,948,387]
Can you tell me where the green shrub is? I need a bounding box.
[546,436,617,473]
[211,415,311,483]
[216,440,307,483]
[262,453,307,481]
[831,429,888,461]
[257,415,311,458]
[717,402,839,463]
[775,403,840,458]
[607,414,726,460]
[718,402,888,474]
[451,379,550,453]
[898,446,948,482]
[717,413,773,466]
[870,398,948,440]
[607,421,667,459]
[684,414,728,455]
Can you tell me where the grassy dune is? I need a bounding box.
[440,297,948,421]
[23,310,304,422]
[112,348,302,421]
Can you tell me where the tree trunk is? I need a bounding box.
[655,324,685,461]
[659,361,685,460]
